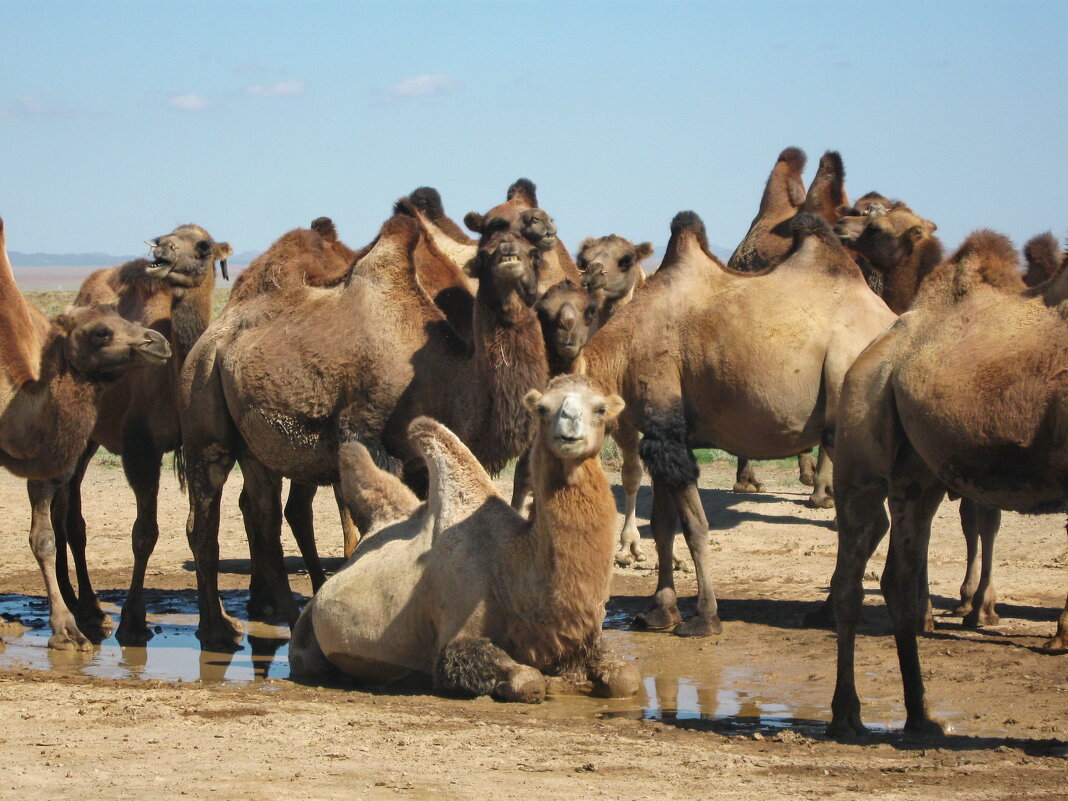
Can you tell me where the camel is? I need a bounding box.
[727,149,849,495]
[290,375,640,702]
[582,210,896,636]
[179,203,550,648]
[575,235,652,327]
[0,217,171,650]
[44,225,232,643]
[827,230,1068,738]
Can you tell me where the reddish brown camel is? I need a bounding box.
[0,217,171,649]
[179,202,550,648]
[828,230,1068,738]
[582,210,895,636]
[46,225,231,644]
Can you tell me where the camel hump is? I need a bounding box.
[803,151,848,224]
[1023,231,1062,287]
[758,146,807,213]
[924,229,1025,302]
[408,187,446,219]
[310,217,339,243]
[408,416,500,536]
[507,178,538,207]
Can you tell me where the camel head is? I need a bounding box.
[462,213,543,307]
[535,268,607,369]
[849,203,937,272]
[53,305,171,379]
[144,224,233,289]
[833,192,891,246]
[524,375,624,462]
[576,235,652,302]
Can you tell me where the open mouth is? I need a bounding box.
[145,257,175,278]
[499,257,524,277]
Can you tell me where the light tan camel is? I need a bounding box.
[0,217,171,650]
[828,230,1068,738]
[727,149,848,495]
[290,375,640,702]
[583,211,896,636]
[48,225,231,644]
[179,207,550,648]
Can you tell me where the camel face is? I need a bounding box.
[519,209,558,252]
[144,224,232,288]
[535,278,604,365]
[525,376,623,461]
[58,306,171,378]
[576,236,652,302]
[833,196,889,246]
[470,216,540,305]
[851,206,936,271]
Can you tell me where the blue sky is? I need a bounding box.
[3,1,1067,259]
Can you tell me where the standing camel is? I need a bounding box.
[828,230,1068,738]
[583,210,896,636]
[50,225,231,644]
[291,375,640,702]
[0,217,171,649]
[179,202,551,648]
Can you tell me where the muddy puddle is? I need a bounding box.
[0,591,1006,737]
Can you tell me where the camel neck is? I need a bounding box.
[0,247,46,387]
[171,275,215,362]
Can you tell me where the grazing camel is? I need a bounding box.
[828,230,1068,738]
[583,211,896,636]
[290,375,640,702]
[0,217,171,649]
[49,225,231,644]
[179,205,550,648]
[727,149,848,494]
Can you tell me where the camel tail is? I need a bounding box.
[172,442,186,493]
[407,416,500,537]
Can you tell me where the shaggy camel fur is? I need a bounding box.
[0,217,171,650]
[290,376,640,702]
[727,149,848,494]
[828,230,1068,738]
[583,211,896,636]
[49,225,231,644]
[1022,231,1064,287]
[180,208,549,648]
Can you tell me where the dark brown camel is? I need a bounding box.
[0,217,171,649]
[179,202,550,648]
[828,230,1068,738]
[582,211,895,636]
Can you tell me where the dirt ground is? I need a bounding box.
[0,459,1065,800]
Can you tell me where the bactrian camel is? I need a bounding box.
[583,210,896,636]
[290,375,640,702]
[828,230,1068,738]
[0,216,171,650]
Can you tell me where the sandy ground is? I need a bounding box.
[0,459,1066,800]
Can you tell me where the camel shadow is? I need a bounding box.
[184,555,347,577]
[611,484,835,534]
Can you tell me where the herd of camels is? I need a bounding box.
[1,146,1065,737]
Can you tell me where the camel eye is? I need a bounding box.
[596,405,607,416]
[576,257,587,272]
[536,405,550,417]
[618,254,634,270]
[90,325,113,347]
[585,305,598,321]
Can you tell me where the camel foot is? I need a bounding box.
[962,606,1000,628]
[803,598,834,628]
[495,665,546,704]
[75,597,107,627]
[806,493,835,510]
[674,614,722,638]
[826,714,869,740]
[632,605,683,631]
[732,480,765,494]
[196,617,244,653]
[591,662,641,699]
[903,715,947,738]
[1041,632,1068,653]
[116,614,155,647]
[798,468,816,488]
[48,625,93,652]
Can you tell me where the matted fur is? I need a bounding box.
[1022,231,1062,287]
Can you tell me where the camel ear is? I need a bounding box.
[523,389,543,415]
[463,212,485,234]
[907,225,926,243]
[603,394,625,421]
[925,220,938,234]
[52,313,77,333]
[213,242,233,261]
[461,258,477,277]
[578,237,596,255]
[634,242,654,260]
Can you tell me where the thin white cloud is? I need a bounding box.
[386,74,462,100]
[17,94,82,118]
[169,92,210,111]
[246,79,306,98]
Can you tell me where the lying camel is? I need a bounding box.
[180,206,550,647]
[828,230,1068,738]
[0,217,171,649]
[583,211,896,636]
[290,375,640,702]
[50,225,231,644]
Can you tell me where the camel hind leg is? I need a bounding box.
[955,499,1001,626]
[239,456,299,626]
[732,457,764,493]
[435,637,546,703]
[51,441,104,629]
[613,422,647,565]
[283,481,326,593]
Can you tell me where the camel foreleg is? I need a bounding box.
[435,637,546,703]
[614,424,646,565]
[585,641,641,698]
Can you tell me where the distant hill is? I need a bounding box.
[9,250,262,268]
